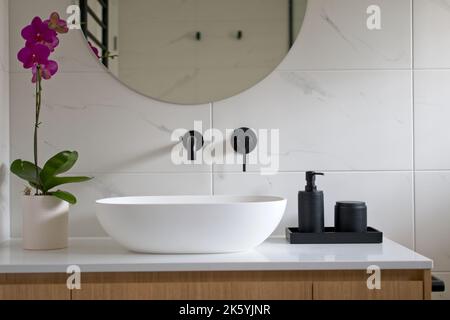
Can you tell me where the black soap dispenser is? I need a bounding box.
[298,171,325,233]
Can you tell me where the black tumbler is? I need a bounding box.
[335,201,367,233]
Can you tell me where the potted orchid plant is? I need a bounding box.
[10,13,92,250]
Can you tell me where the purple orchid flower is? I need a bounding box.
[18,13,67,83]
[21,16,59,51]
[12,12,93,201]
[31,60,58,83]
[45,12,69,34]
[17,42,50,69]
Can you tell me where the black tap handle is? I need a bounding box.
[243,136,249,172]
[190,134,195,161]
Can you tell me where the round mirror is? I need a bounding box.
[79,0,307,104]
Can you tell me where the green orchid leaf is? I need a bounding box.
[10,159,42,187]
[40,151,79,183]
[43,176,92,191]
[51,190,77,204]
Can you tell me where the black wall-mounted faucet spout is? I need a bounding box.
[231,127,257,172]
[182,130,204,161]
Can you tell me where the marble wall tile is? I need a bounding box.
[213,70,413,173]
[414,70,450,170]
[0,0,9,242]
[414,0,450,69]
[416,171,450,272]
[0,0,8,73]
[279,0,412,70]
[0,69,9,242]
[10,72,211,174]
[214,171,414,248]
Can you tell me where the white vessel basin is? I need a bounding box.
[96,195,286,253]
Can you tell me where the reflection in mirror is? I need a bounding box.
[79,0,307,104]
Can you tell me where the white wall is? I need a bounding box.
[0,0,10,243]
[6,0,450,298]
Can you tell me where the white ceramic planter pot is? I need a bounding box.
[22,195,69,250]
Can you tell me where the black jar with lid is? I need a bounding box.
[334,201,367,233]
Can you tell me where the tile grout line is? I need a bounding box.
[66,169,430,175]
[39,169,450,175]
[276,68,413,72]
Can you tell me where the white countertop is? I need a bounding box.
[0,237,432,273]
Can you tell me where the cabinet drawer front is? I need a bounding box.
[313,281,424,300]
[0,284,70,300]
[0,274,70,300]
[73,281,313,300]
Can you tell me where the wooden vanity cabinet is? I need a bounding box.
[71,271,313,300]
[311,269,430,300]
[0,269,431,300]
[0,273,70,300]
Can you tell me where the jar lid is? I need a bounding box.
[335,201,366,208]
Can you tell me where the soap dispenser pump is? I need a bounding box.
[298,171,325,233]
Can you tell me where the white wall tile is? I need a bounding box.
[0,0,9,242]
[414,0,450,69]
[279,0,411,70]
[214,171,414,248]
[10,72,211,174]
[432,272,450,300]
[414,70,450,170]
[416,171,450,272]
[10,172,212,237]
[0,70,9,242]
[213,70,412,172]
[9,0,106,73]
[0,0,9,72]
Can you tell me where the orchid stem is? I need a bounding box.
[33,65,42,196]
